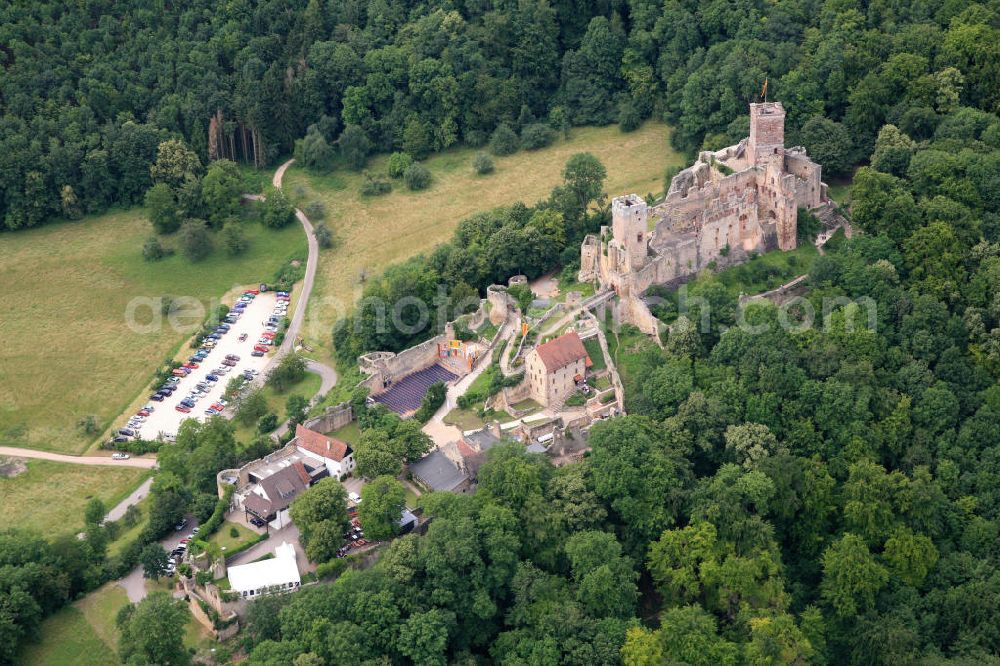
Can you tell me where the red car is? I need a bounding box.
[210,402,225,412]
[183,362,199,369]
[175,405,191,413]
[136,409,150,417]
[246,289,260,295]
[254,345,269,353]
[261,332,276,339]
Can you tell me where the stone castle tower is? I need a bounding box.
[610,194,648,272]
[748,101,785,165]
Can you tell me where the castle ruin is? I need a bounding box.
[579,102,828,301]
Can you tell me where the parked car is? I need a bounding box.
[149,393,165,402]
[111,452,130,460]
[222,359,237,366]
[174,519,188,531]
[349,492,362,504]
[175,405,191,413]
[238,333,248,342]
[137,409,150,417]
[118,428,136,437]
[205,374,219,382]
[183,362,199,370]
[210,403,225,412]
[249,517,266,528]
[251,350,265,357]
[204,408,218,415]
[112,435,129,443]
[254,345,269,353]
[172,368,187,377]
[226,354,240,361]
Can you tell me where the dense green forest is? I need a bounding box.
[3,0,997,230]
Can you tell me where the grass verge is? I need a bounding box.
[0,460,149,538]
[0,209,306,453]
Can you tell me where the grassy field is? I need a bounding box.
[284,121,682,358]
[206,520,258,553]
[20,583,129,666]
[0,209,306,453]
[0,460,149,538]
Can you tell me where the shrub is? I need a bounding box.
[179,218,212,261]
[258,413,278,433]
[360,172,392,196]
[303,201,326,220]
[490,123,519,155]
[618,98,642,132]
[272,257,306,291]
[465,129,487,147]
[338,124,372,170]
[142,236,170,261]
[387,152,414,178]
[403,163,432,191]
[520,123,555,150]
[198,486,235,539]
[473,152,495,175]
[221,220,248,256]
[314,222,335,249]
[229,526,240,538]
[262,187,295,229]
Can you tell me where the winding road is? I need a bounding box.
[5,159,336,471]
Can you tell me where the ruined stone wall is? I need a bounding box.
[617,296,662,343]
[632,236,699,293]
[784,149,824,209]
[359,331,449,396]
[302,402,353,434]
[487,285,513,326]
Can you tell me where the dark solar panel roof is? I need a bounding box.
[373,364,458,416]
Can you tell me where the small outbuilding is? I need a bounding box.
[227,541,301,600]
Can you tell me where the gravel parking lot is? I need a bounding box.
[135,292,284,441]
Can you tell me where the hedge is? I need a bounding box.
[197,485,235,539]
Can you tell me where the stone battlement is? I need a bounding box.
[580,100,828,319]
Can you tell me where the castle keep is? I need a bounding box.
[579,102,828,298]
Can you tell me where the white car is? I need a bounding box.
[348,492,362,504]
[111,452,130,460]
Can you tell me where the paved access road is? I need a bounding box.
[0,446,157,468]
[272,159,318,358]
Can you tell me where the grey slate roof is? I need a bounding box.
[410,450,468,492]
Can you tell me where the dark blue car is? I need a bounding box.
[206,374,219,382]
